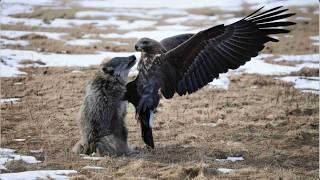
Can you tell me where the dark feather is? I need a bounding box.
[253,13,296,24]
[157,6,295,95]
[128,7,296,147]
[257,21,296,28]
[246,6,283,19]
[160,34,194,50]
[249,9,288,21]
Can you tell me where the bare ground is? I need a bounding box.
[0,5,319,180]
[1,65,318,179]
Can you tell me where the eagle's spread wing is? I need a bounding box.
[137,6,295,113]
[160,33,194,51]
[164,6,295,96]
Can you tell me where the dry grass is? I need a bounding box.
[12,7,82,20]
[19,59,46,66]
[0,5,319,179]
[290,67,319,77]
[1,68,318,179]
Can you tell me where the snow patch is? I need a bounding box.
[77,0,317,10]
[71,70,82,73]
[14,82,24,85]
[310,36,320,46]
[1,49,140,77]
[0,164,7,171]
[0,148,76,179]
[217,168,234,173]
[295,17,312,21]
[30,149,43,153]
[209,74,230,90]
[165,15,218,24]
[82,156,105,161]
[274,54,320,62]
[249,0,317,9]
[236,54,318,76]
[146,8,188,16]
[209,54,318,90]
[78,0,244,10]
[1,3,33,16]
[66,39,102,46]
[0,39,29,46]
[0,148,41,166]
[110,41,129,46]
[156,25,193,31]
[276,76,320,93]
[75,11,155,19]
[0,148,16,155]
[82,166,106,170]
[103,29,200,41]
[216,156,244,162]
[0,30,67,40]
[75,8,188,19]
[0,16,156,30]
[200,123,218,128]
[13,139,26,142]
[0,98,20,104]
[2,0,58,6]
[0,170,77,180]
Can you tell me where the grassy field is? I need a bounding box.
[0,2,319,179]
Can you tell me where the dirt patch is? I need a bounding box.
[265,59,300,66]
[19,34,48,40]
[0,5,318,179]
[290,67,319,76]
[5,160,32,173]
[12,8,79,20]
[19,59,46,66]
[1,66,318,179]
[27,39,96,54]
[263,7,319,55]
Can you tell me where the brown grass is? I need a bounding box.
[12,8,79,20]
[19,59,46,66]
[290,67,319,77]
[1,68,318,179]
[0,5,318,179]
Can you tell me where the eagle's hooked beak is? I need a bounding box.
[135,44,143,51]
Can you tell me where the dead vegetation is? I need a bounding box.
[12,8,79,20]
[1,67,318,179]
[0,4,318,180]
[290,67,319,77]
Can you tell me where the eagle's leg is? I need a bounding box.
[139,110,155,148]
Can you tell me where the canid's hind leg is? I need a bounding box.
[72,140,84,154]
[72,140,96,155]
[96,134,131,156]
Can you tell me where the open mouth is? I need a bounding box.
[127,58,136,69]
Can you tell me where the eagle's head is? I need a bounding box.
[135,37,165,55]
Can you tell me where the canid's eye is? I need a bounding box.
[102,67,114,74]
[142,41,149,45]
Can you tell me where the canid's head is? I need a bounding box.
[100,55,136,82]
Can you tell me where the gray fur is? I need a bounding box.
[73,56,136,156]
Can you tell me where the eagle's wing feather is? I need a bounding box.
[136,6,295,113]
[160,33,194,51]
[161,6,295,96]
